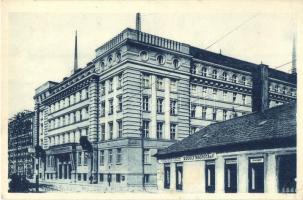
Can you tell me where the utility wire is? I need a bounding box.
[205,13,259,50]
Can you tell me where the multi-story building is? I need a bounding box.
[8,110,35,178]
[33,14,296,191]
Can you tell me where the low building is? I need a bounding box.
[8,111,35,178]
[155,102,296,193]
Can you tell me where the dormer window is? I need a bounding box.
[157,55,165,65]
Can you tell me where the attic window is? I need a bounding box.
[258,120,267,126]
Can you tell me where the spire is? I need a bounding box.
[73,30,78,73]
[291,33,297,74]
[136,13,141,31]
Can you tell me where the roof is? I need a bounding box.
[190,46,296,84]
[157,102,296,158]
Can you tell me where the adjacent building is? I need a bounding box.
[33,14,297,191]
[8,111,35,178]
[155,102,296,193]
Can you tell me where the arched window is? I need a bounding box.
[81,89,87,100]
[202,67,207,77]
[139,51,149,61]
[212,70,217,79]
[232,74,237,83]
[222,72,227,81]
[242,76,246,85]
[70,94,74,105]
[65,97,69,107]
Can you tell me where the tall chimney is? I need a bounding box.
[136,13,141,31]
[252,64,269,112]
[73,30,78,73]
[291,33,297,74]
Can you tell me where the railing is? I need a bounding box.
[95,28,189,57]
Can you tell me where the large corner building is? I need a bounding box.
[33,14,297,191]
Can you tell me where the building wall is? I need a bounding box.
[157,147,296,193]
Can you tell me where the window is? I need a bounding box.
[223,110,227,121]
[109,122,113,140]
[164,164,170,189]
[191,104,196,118]
[157,98,163,113]
[170,79,177,92]
[116,174,121,182]
[108,99,114,115]
[142,74,150,88]
[190,127,197,135]
[225,159,238,193]
[99,173,104,182]
[223,91,227,101]
[212,70,217,79]
[213,89,217,100]
[78,152,82,166]
[116,148,122,164]
[202,87,207,98]
[242,76,247,85]
[190,65,196,74]
[100,101,105,117]
[143,149,150,164]
[282,86,286,95]
[157,55,165,65]
[170,100,177,115]
[108,55,113,65]
[140,51,149,61]
[212,109,217,120]
[202,106,207,120]
[173,59,180,68]
[222,72,227,81]
[78,174,81,181]
[205,161,215,193]
[118,121,123,138]
[232,74,237,83]
[176,163,183,190]
[142,121,149,138]
[100,61,105,71]
[142,96,149,111]
[117,74,122,88]
[233,92,237,103]
[191,84,196,94]
[100,150,104,165]
[277,154,296,193]
[100,83,105,96]
[274,84,279,92]
[108,79,113,93]
[101,124,105,141]
[157,122,163,139]
[83,174,87,181]
[144,174,150,183]
[170,124,176,140]
[108,149,113,164]
[117,96,122,112]
[242,94,246,105]
[83,151,88,166]
[156,77,164,90]
[202,67,207,77]
[248,157,264,193]
[116,51,122,62]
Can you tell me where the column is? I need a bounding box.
[164,78,170,139]
[88,76,99,183]
[150,75,157,138]
[238,154,248,193]
[170,163,176,190]
[265,154,278,193]
[215,156,224,193]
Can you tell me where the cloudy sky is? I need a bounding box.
[3,0,301,117]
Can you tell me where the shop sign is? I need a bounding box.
[159,153,216,163]
[250,157,264,163]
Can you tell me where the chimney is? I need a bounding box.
[291,33,297,74]
[252,64,269,112]
[136,13,141,31]
[73,30,78,74]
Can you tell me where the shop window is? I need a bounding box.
[248,157,264,193]
[144,174,150,183]
[225,159,237,193]
[100,173,104,182]
[116,174,121,183]
[205,160,215,193]
[176,163,183,190]
[164,164,170,189]
[83,173,87,181]
[78,174,81,181]
[278,154,296,193]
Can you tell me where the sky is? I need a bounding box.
[3,0,302,117]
